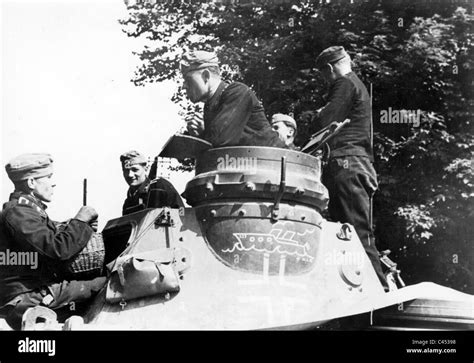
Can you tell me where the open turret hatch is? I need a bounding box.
[158,134,212,160]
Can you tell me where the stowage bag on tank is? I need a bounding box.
[105,252,180,304]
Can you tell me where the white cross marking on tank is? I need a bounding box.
[279,254,286,281]
[238,253,306,289]
[263,252,270,281]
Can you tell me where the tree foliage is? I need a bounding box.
[120,0,473,292]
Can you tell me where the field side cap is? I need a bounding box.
[271,113,297,130]
[180,50,219,76]
[315,46,349,69]
[120,150,147,169]
[5,153,53,182]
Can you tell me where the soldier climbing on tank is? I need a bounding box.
[180,49,286,148]
[121,150,183,215]
[312,46,388,290]
[0,153,106,330]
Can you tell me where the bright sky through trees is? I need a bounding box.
[1,0,190,228]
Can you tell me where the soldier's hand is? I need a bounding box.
[89,218,98,232]
[185,113,204,136]
[74,206,99,224]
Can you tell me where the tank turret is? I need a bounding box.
[183,146,328,276]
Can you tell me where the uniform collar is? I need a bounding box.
[204,81,228,113]
[9,191,48,213]
[127,178,150,198]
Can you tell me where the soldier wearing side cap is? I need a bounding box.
[121,150,151,215]
[271,113,299,150]
[0,153,106,330]
[313,46,388,290]
[180,49,286,148]
[121,150,184,215]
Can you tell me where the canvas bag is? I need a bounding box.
[105,249,182,304]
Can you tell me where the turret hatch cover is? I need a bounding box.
[159,134,212,159]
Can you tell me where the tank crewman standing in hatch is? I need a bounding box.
[180,49,286,148]
[121,150,151,215]
[312,46,388,290]
[121,150,184,215]
[271,113,299,150]
[0,153,106,330]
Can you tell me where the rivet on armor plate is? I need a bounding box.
[238,210,246,216]
[210,209,217,217]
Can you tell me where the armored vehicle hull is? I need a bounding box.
[79,144,473,330]
[83,207,387,330]
[12,142,472,330]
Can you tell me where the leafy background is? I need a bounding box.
[120,0,473,293]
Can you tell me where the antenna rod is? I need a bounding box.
[83,178,87,206]
[369,83,374,241]
[370,82,373,148]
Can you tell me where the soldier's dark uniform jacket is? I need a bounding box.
[0,192,93,306]
[203,81,286,148]
[122,177,185,215]
[317,72,373,161]
[122,177,151,216]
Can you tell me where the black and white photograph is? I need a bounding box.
[0,0,473,360]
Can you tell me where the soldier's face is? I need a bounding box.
[183,69,209,103]
[31,174,55,202]
[123,164,147,187]
[272,121,295,146]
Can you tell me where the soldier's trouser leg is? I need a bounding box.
[5,277,106,330]
[322,156,388,290]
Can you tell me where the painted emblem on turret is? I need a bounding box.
[222,229,314,263]
[210,221,320,276]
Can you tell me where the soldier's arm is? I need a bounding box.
[206,83,253,146]
[317,77,355,128]
[3,206,93,261]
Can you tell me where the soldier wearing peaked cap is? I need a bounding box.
[180,49,286,148]
[0,153,106,330]
[312,46,387,290]
[271,113,299,150]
